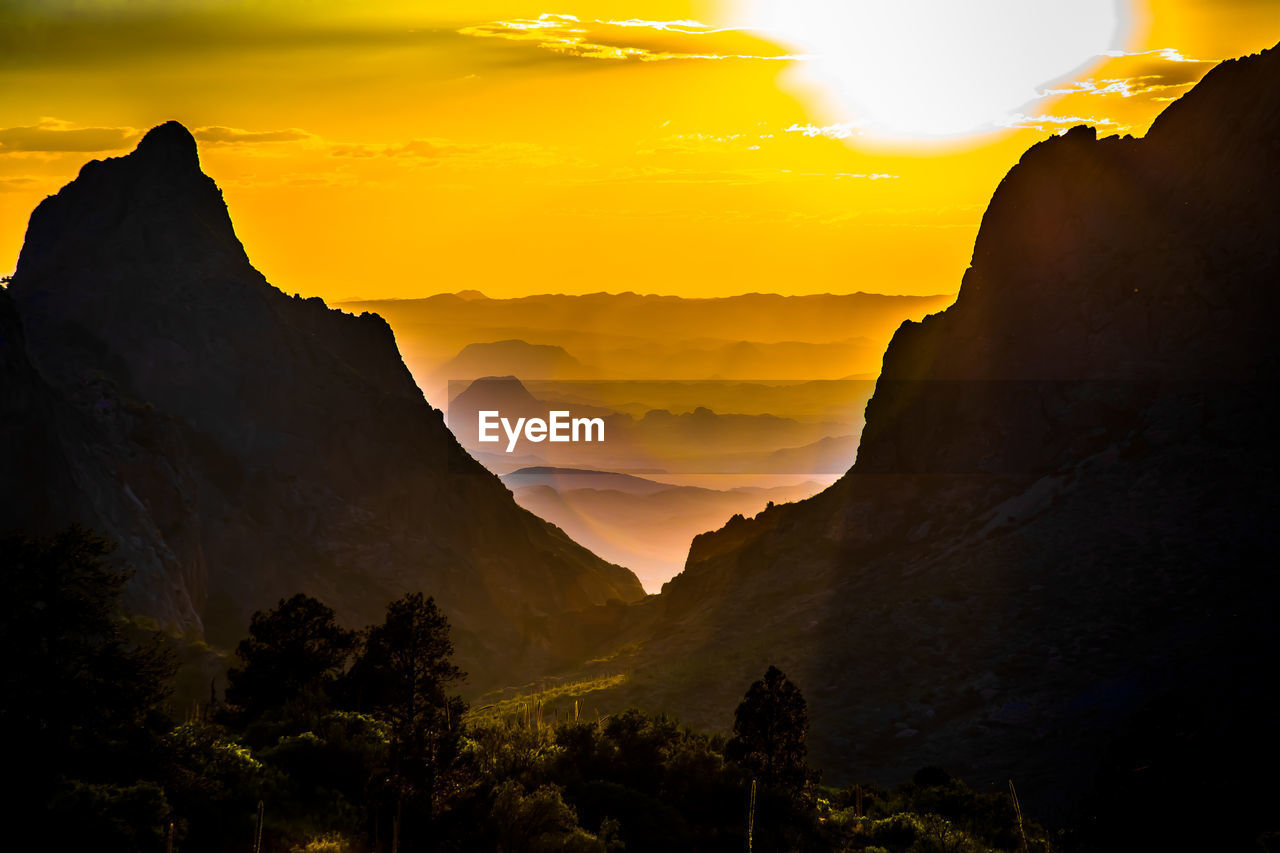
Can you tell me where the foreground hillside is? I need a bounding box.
[0,123,643,685]
[529,43,1280,844]
[5,528,1056,851]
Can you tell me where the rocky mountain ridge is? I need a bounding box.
[1,122,644,684]
[548,44,1280,833]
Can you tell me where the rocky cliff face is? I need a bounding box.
[599,45,1280,829]
[2,122,643,683]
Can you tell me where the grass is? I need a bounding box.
[467,672,630,727]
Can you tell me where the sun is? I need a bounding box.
[724,0,1130,139]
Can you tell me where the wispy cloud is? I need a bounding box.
[193,126,312,145]
[568,165,898,188]
[0,176,42,192]
[1101,47,1205,64]
[784,122,867,141]
[216,171,365,190]
[329,137,574,170]
[0,119,138,153]
[457,13,795,63]
[0,121,319,156]
[1037,48,1217,102]
[639,129,777,155]
[997,113,1122,132]
[603,19,730,33]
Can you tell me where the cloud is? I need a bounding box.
[215,170,364,190]
[0,120,320,160]
[638,129,779,155]
[602,19,734,33]
[331,139,480,160]
[568,165,898,188]
[784,122,867,140]
[997,113,1121,132]
[0,119,138,153]
[0,176,41,192]
[193,126,312,144]
[457,13,796,63]
[1038,48,1217,102]
[329,137,571,170]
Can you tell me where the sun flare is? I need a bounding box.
[726,0,1130,139]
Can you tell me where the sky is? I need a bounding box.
[1,0,1276,301]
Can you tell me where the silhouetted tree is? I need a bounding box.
[726,665,814,793]
[225,593,355,724]
[0,527,174,851]
[345,592,466,850]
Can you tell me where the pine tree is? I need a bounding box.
[726,665,814,792]
[225,593,355,724]
[344,592,466,850]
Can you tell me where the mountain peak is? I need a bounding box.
[2,120,646,669]
[131,120,201,174]
[13,120,246,290]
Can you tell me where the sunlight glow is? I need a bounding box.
[727,0,1128,138]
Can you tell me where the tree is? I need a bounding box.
[225,593,355,724]
[490,781,617,853]
[0,526,174,850]
[726,665,814,792]
[344,592,467,850]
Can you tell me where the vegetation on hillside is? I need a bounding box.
[3,527,1059,852]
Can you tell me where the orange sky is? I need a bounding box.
[1,0,1276,300]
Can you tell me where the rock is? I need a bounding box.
[1,123,644,686]
[578,42,1280,824]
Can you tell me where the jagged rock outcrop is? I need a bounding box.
[1,122,643,684]
[588,44,1280,834]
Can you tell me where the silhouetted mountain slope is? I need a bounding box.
[1,284,208,627]
[0,287,76,532]
[566,45,1280,835]
[1,122,643,684]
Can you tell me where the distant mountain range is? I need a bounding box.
[434,339,590,384]
[502,467,679,495]
[527,43,1280,839]
[446,375,861,476]
[0,123,643,686]
[501,467,827,591]
[342,290,952,404]
[345,290,952,349]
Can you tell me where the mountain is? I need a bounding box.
[0,122,644,685]
[344,291,954,349]
[502,467,676,496]
[426,340,587,407]
[433,339,591,387]
[521,378,877,423]
[751,434,861,474]
[501,468,826,590]
[529,45,1280,838]
[449,374,548,418]
[341,291,953,395]
[446,376,857,476]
